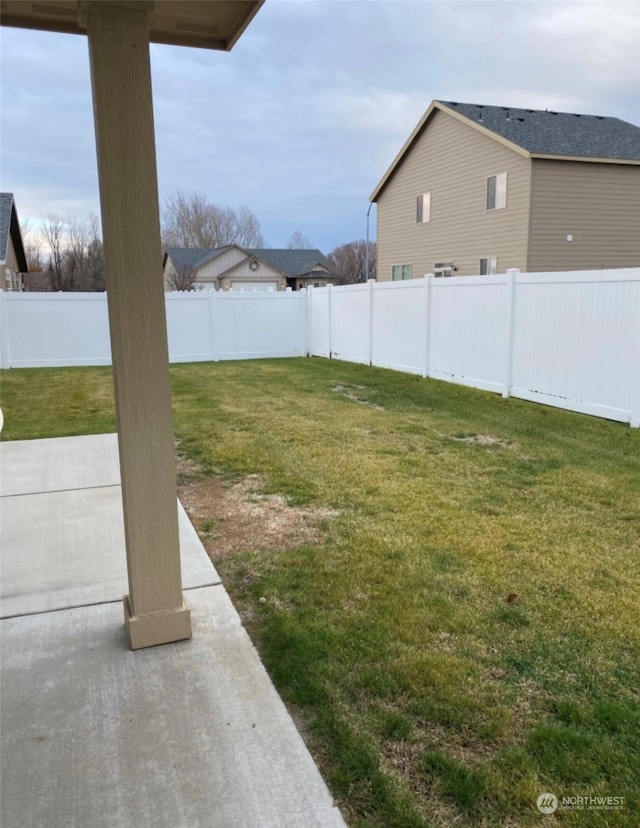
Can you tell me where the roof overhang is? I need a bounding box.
[530,153,640,166]
[0,0,264,51]
[300,261,333,277]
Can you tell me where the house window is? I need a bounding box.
[479,257,497,275]
[433,261,454,278]
[392,264,412,281]
[486,172,507,210]
[416,193,431,223]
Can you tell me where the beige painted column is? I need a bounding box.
[82,1,191,649]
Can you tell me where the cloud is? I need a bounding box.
[1,1,639,252]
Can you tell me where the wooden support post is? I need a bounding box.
[83,1,191,649]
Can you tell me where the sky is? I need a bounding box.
[1,0,639,254]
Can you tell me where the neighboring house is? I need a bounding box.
[0,192,28,291]
[371,100,640,280]
[163,245,336,291]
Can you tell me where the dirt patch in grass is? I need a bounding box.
[448,433,513,448]
[330,382,385,410]
[177,459,338,559]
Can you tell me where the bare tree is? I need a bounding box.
[66,218,91,290]
[327,240,376,284]
[83,214,106,291]
[161,191,265,249]
[41,213,106,291]
[287,230,312,249]
[234,204,265,248]
[165,262,197,291]
[42,214,67,290]
[20,219,44,271]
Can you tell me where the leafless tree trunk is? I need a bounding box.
[42,214,66,290]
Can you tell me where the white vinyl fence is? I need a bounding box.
[0,289,307,368]
[1,268,638,426]
[308,269,640,427]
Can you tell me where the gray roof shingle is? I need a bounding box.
[437,101,640,160]
[165,246,333,278]
[165,246,221,271]
[247,249,332,277]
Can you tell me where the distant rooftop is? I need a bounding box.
[437,101,640,160]
[166,246,333,278]
[248,249,331,278]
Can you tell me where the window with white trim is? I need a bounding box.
[486,172,507,210]
[392,264,412,281]
[416,193,431,223]
[433,261,454,278]
[479,257,497,275]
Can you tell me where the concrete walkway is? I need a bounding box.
[0,434,346,828]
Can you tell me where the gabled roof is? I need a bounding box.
[164,246,221,271]
[0,192,28,272]
[371,100,640,202]
[164,246,334,279]
[439,101,640,160]
[246,249,333,278]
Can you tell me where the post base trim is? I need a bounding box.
[123,595,192,650]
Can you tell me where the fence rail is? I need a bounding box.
[1,268,638,426]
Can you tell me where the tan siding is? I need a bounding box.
[219,259,286,290]
[528,160,640,271]
[196,246,246,281]
[376,109,530,280]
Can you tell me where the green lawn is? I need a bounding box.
[2,359,639,826]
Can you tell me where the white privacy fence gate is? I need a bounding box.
[1,268,638,426]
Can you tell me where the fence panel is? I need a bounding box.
[511,271,640,423]
[308,288,330,358]
[371,280,425,375]
[0,292,111,368]
[213,291,305,360]
[166,292,215,363]
[329,283,370,364]
[428,275,507,393]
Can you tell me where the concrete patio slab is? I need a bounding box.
[1,585,345,828]
[0,433,347,827]
[1,489,219,618]
[0,433,120,496]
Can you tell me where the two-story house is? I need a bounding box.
[371,100,640,280]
